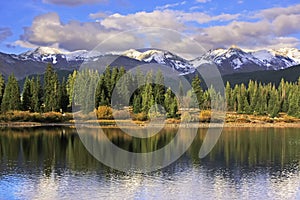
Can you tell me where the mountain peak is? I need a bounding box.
[19,46,66,58]
[122,49,164,61]
[31,46,66,55]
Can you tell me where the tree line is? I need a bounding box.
[225,78,300,118]
[0,64,69,113]
[0,63,299,119]
[70,66,180,118]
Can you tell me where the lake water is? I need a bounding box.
[0,126,300,199]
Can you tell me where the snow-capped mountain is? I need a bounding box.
[191,47,299,75]
[0,46,299,80]
[123,49,195,74]
[18,47,91,63]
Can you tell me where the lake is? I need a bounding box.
[0,126,300,199]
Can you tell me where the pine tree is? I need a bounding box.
[237,86,243,114]
[100,90,107,106]
[22,77,32,111]
[278,78,289,113]
[232,85,239,112]
[95,75,105,108]
[288,91,300,117]
[1,74,21,112]
[44,64,60,112]
[66,70,77,107]
[111,67,119,91]
[60,78,69,112]
[164,87,174,117]
[119,73,131,107]
[154,70,165,112]
[169,96,178,118]
[104,66,112,101]
[31,76,43,112]
[133,94,142,113]
[141,72,154,113]
[248,80,258,113]
[266,86,280,117]
[191,75,204,109]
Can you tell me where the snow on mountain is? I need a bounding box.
[28,46,64,55]
[18,47,93,64]
[193,47,300,74]
[64,50,89,61]
[123,49,195,75]
[3,46,300,78]
[19,47,63,64]
[274,48,300,64]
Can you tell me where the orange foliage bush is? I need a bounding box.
[96,106,113,119]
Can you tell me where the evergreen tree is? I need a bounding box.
[288,91,300,117]
[44,64,60,112]
[22,77,32,111]
[133,94,142,113]
[191,75,204,109]
[111,67,119,91]
[141,72,154,113]
[248,80,258,113]
[169,96,178,118]
[95,75,106,108]
[104,66,112,101]
[31,76,43,112]
[278,78,289,112]
[267,86,280,117]
[232,85,239,112]
[59,78,69,112]
[66,70,77,107]
[154,70,165,111]
[164,87,174,117]
[237,85,244,114]
[1,74,21,112]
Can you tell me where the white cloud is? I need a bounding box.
[18,12,146,52]
[196,0,211,3]
[98,10,239,30]
[99,11,186,30]
[42,0,107,6]
[192,19,300,50]
[156,1,186,10]
[15,5,300,56]
[272,14,300,36]
[251,4,300,37]
[257,4,300,20]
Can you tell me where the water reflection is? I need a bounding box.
[0,127,300,199]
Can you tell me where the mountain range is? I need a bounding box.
[0,46,300,80]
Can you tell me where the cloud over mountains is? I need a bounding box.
[14,4,300,56]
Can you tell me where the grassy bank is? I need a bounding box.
[0,110,299,128]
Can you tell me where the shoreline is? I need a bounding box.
[1,121,300,128]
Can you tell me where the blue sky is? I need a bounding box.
[0,0,300,55]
